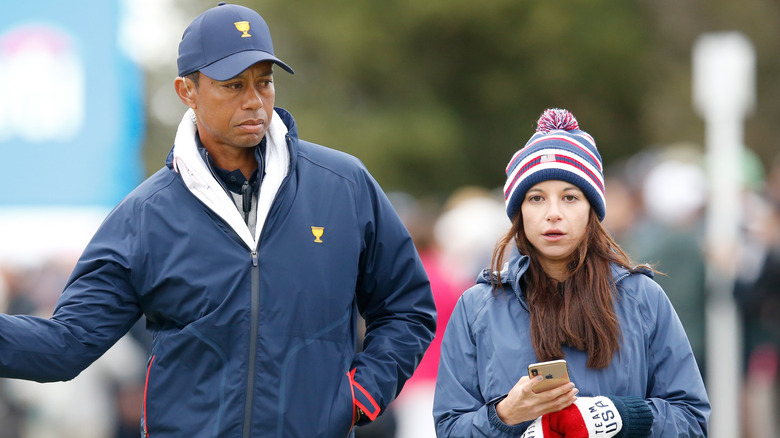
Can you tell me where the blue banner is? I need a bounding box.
[0,0,144,206]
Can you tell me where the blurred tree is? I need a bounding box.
[256,0,650,196]
[144,0,780,199]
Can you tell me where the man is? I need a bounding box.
[0,3,436,437]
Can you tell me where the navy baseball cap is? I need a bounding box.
[177,2,294,80]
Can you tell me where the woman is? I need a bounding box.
[433,109,710,437]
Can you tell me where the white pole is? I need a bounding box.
[693,32,755,438]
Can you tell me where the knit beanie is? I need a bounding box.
[503,108,606,221]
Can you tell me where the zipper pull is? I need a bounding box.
[251,250,258,267]
[241,180,251,223]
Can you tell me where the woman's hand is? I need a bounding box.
[495,376,578,425]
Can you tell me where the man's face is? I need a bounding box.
[187,61,275,151]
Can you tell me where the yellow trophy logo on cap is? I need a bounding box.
[234,21,251,37]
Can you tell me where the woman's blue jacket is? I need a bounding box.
[434,251,709,436]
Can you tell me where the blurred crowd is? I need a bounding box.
[0,144,778,437]
[0,253,151,438]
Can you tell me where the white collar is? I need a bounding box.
[172,108,289,248]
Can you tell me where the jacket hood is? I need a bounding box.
[475,247,528,304]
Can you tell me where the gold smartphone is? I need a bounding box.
[527,359,570,393]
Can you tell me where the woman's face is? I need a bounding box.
[521,180,591,280]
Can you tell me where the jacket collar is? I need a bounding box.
[164,107,299,249]
[165,106,299,170]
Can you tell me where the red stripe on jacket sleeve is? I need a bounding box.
[347,368,381,421]
[144,355,156,437]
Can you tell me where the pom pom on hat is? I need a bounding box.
[536,108,579,133]
[503,108,606,221]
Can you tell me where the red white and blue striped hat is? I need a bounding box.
[503,108,605,221]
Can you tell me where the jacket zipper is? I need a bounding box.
[199,148,260,436]
[242,250,260,438]
[164,135,288,435]
[240,136,292,436]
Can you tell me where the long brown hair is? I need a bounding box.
[491,209,639,369]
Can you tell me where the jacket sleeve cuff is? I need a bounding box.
[608,395,654,438]
[487,394,534,434]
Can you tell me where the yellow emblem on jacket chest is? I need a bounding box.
[311,226,324,243]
